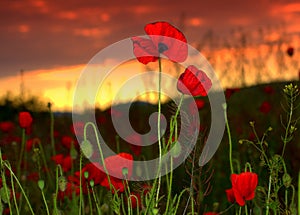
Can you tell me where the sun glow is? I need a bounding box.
[0,61,174,112]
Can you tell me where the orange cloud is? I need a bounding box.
[58,11,78,20]
[73,27,110,38]
[188,18,204,27]
[281,2,300,13]
[30,0,49,14]
[132,5,153,14]
[18,24,30,33]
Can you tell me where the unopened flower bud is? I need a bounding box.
[81,139,93,159]
[38,180,45,190]
[283,173,292,188]
[58,176,67,192]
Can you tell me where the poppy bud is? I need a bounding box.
[81,140,93,159]
[84,171,89,179]
[0,187,10,203]
[177,65,212,96]
[58,176,67,192]
[38,180,45,190]
[171,141,181,158]
[283,173,292,188]
[19,112,33,129]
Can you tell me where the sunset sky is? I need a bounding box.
[0,0,299,111]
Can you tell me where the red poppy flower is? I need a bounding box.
[263,86,274,95]
[100,176,126,193]
[25,126,32,135]
[70,121,85,137]
[99,153,133,193]
[19,112,33,129]
[126,133,142,156]
[57,181,81,200]
[195,99,205,109]
[1,135,21,145]
[61,135,77,149]
[188,99,204,116]
[227,172,258,206]
[141,184,152,195]
[203,213,219,215]
[225,88,240,99]
[26,138,40,152]
[104,152,133,179]
[67,174,89,194]
[132,21,188,64]
[97,115,107,124]
[27,172,39,181]
[51,154,73,172]
[177,65,212,96]
[0,121,15,133]
[248,132,256,141]
[80,162,105,185]
[259,101,271,114]
[287,46,294,57]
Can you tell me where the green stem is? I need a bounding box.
[298,171,300,215]
[174,94,184,119]
[281,96,293,157]
[238,206,242,215]
[1,163,12,214]
[53,165,62,215]
[266,174,272,215]
[144,57,164,215]
[174,188,189,213]
[41,189,50,215]
[290,185,295,211]
[86,183,93,215]
[17,128,26,179]
[10,170,20,215]
[79,152,83,215]
[91,186,102,215]
[164,155,173,214]
[83,122,113,191]
[49,103,56,156]
[285,189,288,211]
[38,142,54,188]
[223,103,234,174]
[156,56,163,205]
[116,135,120,154]
[3,162,35,214]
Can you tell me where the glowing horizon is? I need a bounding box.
[0,35,298,113]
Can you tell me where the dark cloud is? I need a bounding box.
[0,0,299,77]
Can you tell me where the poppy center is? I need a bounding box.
[158,42,168,53]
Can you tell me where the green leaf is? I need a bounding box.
[0,187,10,204]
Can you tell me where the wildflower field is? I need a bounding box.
[0,21,299,215]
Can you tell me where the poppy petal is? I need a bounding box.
[230,172,258,206]
[132,36,159,64]
[145,22,188,62]
[225,188,235,203]
[100,176,125,193]
[104,153,133,179]
[177,65,212,96]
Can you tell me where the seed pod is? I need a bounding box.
[58,176,67,192]
[81,139,93,159]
